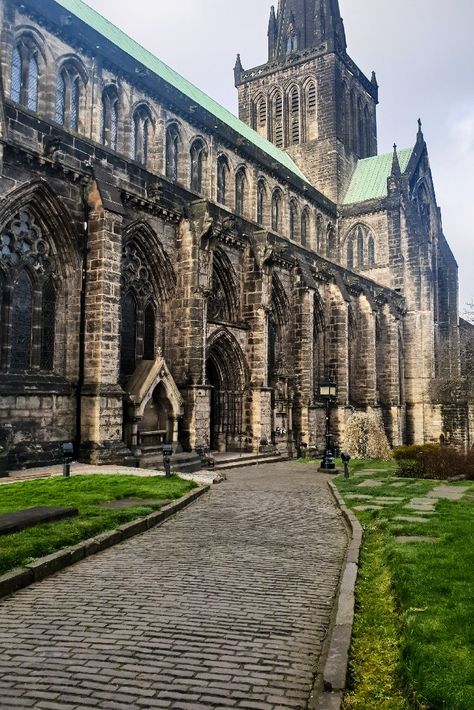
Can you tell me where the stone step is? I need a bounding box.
[211,454,288,471]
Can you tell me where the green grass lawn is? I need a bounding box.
[0,474,196,575]
[332,461,474,710]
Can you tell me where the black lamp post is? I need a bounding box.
[319,376,337,471]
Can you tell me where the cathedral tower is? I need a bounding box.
[235,0,379,202]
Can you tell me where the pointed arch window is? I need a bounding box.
[301,208,310,247]
[347,239,354,269]
[257,180,266,225]
[254,95,267,137]
[271,91,284,148]
[217,154,229,205]
[316,214,323,252]
[271,190,282,233]
[165,123,180,181]
[305,80,317,141]
[10,38,41,112]
[357,228,364,266]
[235,167,246,216]
[289,199,298,241]
[55,63,85,132]
[132,105,152,166]
[289,86,300,145]
[120,291,137,377]
[10,270,33,372]
[368,236,375,267]
[143,303,156,361]
[327,225,337,259]
[190,138,206,193]
[101,85,119,151]
[40,278,56,371]
[11,46,21,104]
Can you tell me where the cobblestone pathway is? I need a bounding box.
[0,463,347,710]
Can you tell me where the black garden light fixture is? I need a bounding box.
[162,444,173,478]
[319,376,337,471]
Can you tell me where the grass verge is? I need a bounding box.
[331,461,474,710]
[0,474,196,575]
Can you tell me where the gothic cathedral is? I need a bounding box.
[0,0,466,470]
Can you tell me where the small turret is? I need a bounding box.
[268,6,278,60]
[233,54,243,87]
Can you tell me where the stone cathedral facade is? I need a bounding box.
[0,0,464,470]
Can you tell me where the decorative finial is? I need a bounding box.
[417,118,424,143]
[391,143,401,178]
[371,71,379,88]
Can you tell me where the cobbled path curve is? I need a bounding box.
[0,462,347,710]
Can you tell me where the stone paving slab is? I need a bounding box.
[354,505,385,511]
[427,486,469,501]
[0,462,347,709]
[395,536,439,544]
[357,479,384,488]
[393,516,431,524]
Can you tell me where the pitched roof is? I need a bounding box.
[53,0,310,185]
[343,148,414,205]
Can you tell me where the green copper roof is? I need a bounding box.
[53,0,309,184]
[343,148,414,205]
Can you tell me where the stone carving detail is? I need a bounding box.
[121,241,153,299]
[0,208,54,274]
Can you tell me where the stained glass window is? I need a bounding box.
[272,191,281,232]
[357,229,364,266]
[217,155,228,205]
[110,98,118,151]
[235,168,246,216]
[71,77,80,131]
[55,72,66,125]
[40,278,56,371]
[347,240,354,269]
[143,303,155,360]
[11,46,22,103]
[166,124,180,180]
[101,87,119,151]
[27,55,39,112]
[190,140,205,193]
[368,237,375,267]
[301,209,309,247]
[11,270,33,371]
[120,291,137,377]
[257,181,265,225]
[289,200,297,241]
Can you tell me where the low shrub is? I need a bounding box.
[394,444,474,480]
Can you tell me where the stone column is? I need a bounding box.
[80,180,132,464]
[293,281,314,446]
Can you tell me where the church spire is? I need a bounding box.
[271,0,346,61]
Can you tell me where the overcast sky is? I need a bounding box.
[86,0,474,308]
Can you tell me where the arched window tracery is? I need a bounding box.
[289,199,298,241]
[0,207,59,373]
[165,123,180,181]
[257,179,266,226]
[271,90,284,148]
[132,104,153,166]
[55,61,86,132]
[304,80,317,141]
[235,167,246,216]
[120,291,137,377]
[316,214,324,252]
[190,138,206,194]
[10,36,41,112]
[143,302,156,361]
[207,249,240,324]
[301,208,310,248]
[217,154,229,206]
[271,190,282,233]
[345,224,376,270]
[327,225,337,259]
[289,85,300,145]
[101,85,119,151]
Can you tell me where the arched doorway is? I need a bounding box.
[206,331,248,452]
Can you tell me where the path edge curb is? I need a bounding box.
[0,484,210,601]
[312,480,363,710]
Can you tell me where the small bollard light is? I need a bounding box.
[162,444,173,478]
[341,451,351,479]
[62,442,74,478]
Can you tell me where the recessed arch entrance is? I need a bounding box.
[206,329,248,452]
